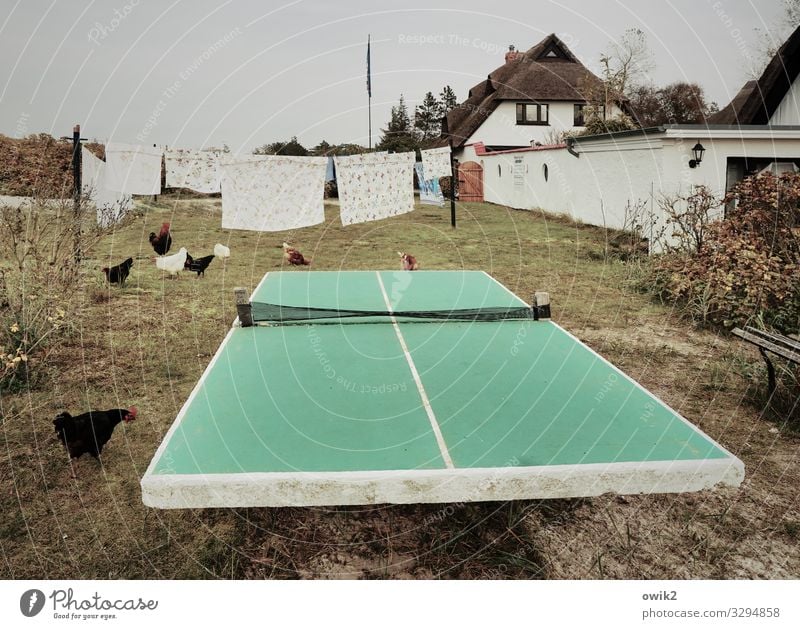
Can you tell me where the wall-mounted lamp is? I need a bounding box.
[688,142,705,168]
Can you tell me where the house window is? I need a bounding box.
[574,104,585,126]
[543,163,549,181]
[498,164,502,177]
[516,103,549,125]
[574,104,606,126]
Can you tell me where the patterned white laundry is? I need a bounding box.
[165,148,222,193]
[420,146,452,179]
[81,149,133,227]
[414,162,444,207]
[104,142,163,195]
[220,155,328,232]
[334,151,415,226]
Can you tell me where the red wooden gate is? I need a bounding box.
[457,161,484,202]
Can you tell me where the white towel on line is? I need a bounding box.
[420,146,452,179]
[220,154,328,232]
[104,142,163,195]
[334,151,415,226]
[81,149,133,227]
[165,148,222,193]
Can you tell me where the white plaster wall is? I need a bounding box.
[472,133,800,252]
[570,147,664,232]
[456,144,479,164]
[467,101,601,147]
[481,145,664,233]
[481,149,574,216]
[679,136,800,195]
[770,78,800,125]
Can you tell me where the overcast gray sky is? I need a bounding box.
[0,0,788,152]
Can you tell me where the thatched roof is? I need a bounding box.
[443,34,607,148]
[710,25,800,124]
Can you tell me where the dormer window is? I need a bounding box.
[516,103,549,125]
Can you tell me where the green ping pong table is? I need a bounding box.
[141,270,743,508]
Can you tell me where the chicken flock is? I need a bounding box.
[103,224,419,284]
[102,222,232,284]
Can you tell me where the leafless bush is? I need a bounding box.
[0,194,138,389]
[658,185,722,253]
[606,198,663,261]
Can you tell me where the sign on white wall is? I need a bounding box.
[513,156,524,188]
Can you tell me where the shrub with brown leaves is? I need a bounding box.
[647,172,800,332]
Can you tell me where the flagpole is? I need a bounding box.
[367,34,372,150]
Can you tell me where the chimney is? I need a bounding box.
[505,45,521,63]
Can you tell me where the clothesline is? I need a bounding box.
[85,142,451,231]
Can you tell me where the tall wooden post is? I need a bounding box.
[72,124,82,263]
[449,141,457,228]
[367,34,372,150]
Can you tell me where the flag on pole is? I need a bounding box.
[366,35,371,97]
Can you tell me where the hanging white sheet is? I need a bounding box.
[420,146,452,180]
[104,142,163,195]
[220,154,328,232]
[81,149,133,227]
[165,148,222,193]
[334,151,415,226]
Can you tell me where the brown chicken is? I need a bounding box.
[283,242,311,266]
[149,222,172,255]
[53,407,137,462]
[399,252,419,271]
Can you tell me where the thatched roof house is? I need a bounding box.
[443,34,616,152]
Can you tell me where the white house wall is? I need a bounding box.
[571,147,665,232]
[481,150,571,213]
[466,101,614,147]
[475,133,800,252]
[770,79,800,125]
[681,136,800,194]
[480,145,665,234]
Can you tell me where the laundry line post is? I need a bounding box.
[71,123,83,263]
[367,34,372,150]
[449,141,456,228]
[152,142,160,204]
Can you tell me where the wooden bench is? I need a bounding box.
[732,326,800,395]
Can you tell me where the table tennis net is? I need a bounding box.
[249,302,534,323]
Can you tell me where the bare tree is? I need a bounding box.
[599,28,655,103]
[578,28,654,132]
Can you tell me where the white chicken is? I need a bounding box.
[155,247,188,277]
[214,243,231,259]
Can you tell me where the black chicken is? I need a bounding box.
[53,407,137,461]
[102,257,133,286]
[184,252,215,278]
[149,222,172,255]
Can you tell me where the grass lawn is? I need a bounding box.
[1,196,798,579]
